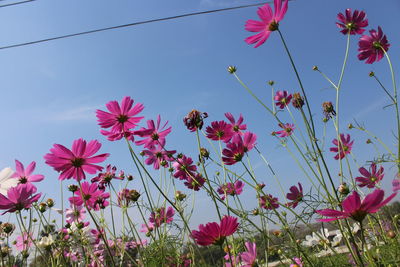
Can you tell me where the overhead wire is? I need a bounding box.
[0,1,294,50]
[0,0,36,8]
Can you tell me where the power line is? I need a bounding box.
[0,1,280,50]
[0,0,36,8]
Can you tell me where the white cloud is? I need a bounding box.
[48,105,100,122]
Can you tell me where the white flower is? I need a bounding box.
[0,167,18,195]
[302,232,319,247]
[37,235,54,248]
[351,223,361,234]
[331,230,343,247]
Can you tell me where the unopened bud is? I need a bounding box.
[312,66,319,71]
[338,183,349,195]
[68,185,78,193]
[369,71,375,77]
[175,191,187,201]
[46,198,54,208]
[268,80,275,86]
[227,66,237,74]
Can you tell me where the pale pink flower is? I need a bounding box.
[133,115,172,149]
[0,167,19,196]
[316,189,396,222]
[245,0,288,48]
[65,206,86,224]
[225,112,247,137]
[0,184,41,214]
[44,139,109,181]
[96,96,144,141]
[240,241,257,267]
[336,9,368,35]
[192,216,239,246]
[358,26,390,64]
[290,257,303,267]
[140,223,154,234]
[15,232,34,251]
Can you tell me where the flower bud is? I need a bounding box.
[322,101,336,120]
[128,190,141,202]
[68,185,79,193]
[256,183,265,192]
[268,80,275,86]
[227,66,237,74]
[175,191,187,201]
[369,71,375,77]
[348,123,354,129]
[292,92,304,109]
[366,139,372,144]
[139,151,145,156]
[1,223,15,235]
[127,175,134,181]
[338,183,349,195]
[46,198,54,208]
[199,148,210,160]
[39,203,47,213]
[312,66,319,71]
[387,230,396,239]
[183,110,208,132]
[252,209,259,216]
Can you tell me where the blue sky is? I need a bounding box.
[0,0,399,227]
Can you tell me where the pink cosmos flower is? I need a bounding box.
[222,133,257,165]
[217,181,245,200]
[173,155,197,180]
[274,123,295,138]
[245,0,288,48]
[44,139,109,181]
[133,115,172,149]
[240,241,257,267]
[192,216,239,246]
[65,206,86,224]
[260,194,279,210]
[290,257,303,267]
[330,134,353,160]
[11,160,44,186]
[0,184,41,214]
[358,27,390,64]
[91,164,123,190]
[140,223,154,234]
[225,112,247,137]
[274,91,292,109]
[393,179,400,192]
[184,173,205,191]
[149,206,175,227]
[15,232,33,251]
[205,121,234,142]
[142,146,176,170]
[96,96,144,141]
[316,189,396,222]
[336,9,368,35]
[69,182,110,211]
[286,183,303,208]
[355,163,384,188]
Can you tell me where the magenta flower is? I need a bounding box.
[133,115,172,149]
[358,27,390,64]
[205,121,234,142]
[69,182,110,211]
[245,0,288,48]
[330,134,353,160]
[290,257,303,267]
[316,189,396,222]
[173,155,197,180]
[0,184,41,214]
[44,139,109,181]
[240,241,257,267]
[274,91,292,109]
[142,146,176,170]
[192,216,239,246]
[225,112,247,137]
[222,133,257,165]
[355,163,384,188]
[140,223,154,234]
[149,206,175,227]
[274,123,295,138]
[184,173,205,191]
[65,206,86,224]
[11,160,44,186]
[15,232,34,251]
[217,181,245,200]
[336,9,368,35]
[91,164,123,190]
[286,183,303,208]
[260,194,279,210]
[96,96,144,141]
